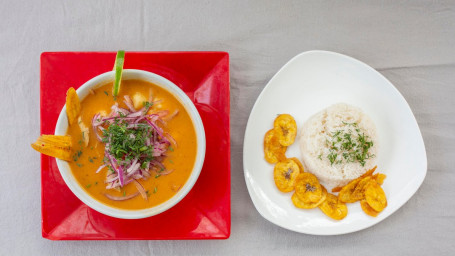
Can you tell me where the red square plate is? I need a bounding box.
[40,52,230,240]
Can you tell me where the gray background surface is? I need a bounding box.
[1,0,454,255]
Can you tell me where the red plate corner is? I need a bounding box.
[40,52,230,240]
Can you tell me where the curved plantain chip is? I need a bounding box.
[338,166,377,203]
[273,114,297,146]
[319,192,348,220]
[295,172,323,203]
[31,135,73,161]
[350,176,373,202]
[338,178,361,203]
[264,129,287,164]
[66,87,81,125]
[292,186,327,209]
[373,173,387,185]
[332,186,342,193]
[360,199,379,217]
[365,181,387,212]
[274,159,300,192]
[359,166,377,179]
[289,157,305,173]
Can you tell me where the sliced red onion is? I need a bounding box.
[153,110,169,118]
[160,169,174,175]
[94,94,174,196]
[151,160,165,170]
[127,111,144,118]
[105,174,119,183]
[165,132,177,147]
[142,169,150,178]
[123,95,136,112]
[145,118,168,143]
[106,180,119,189]
[104,192,139,201]
[126,161,140,174]
[92,114,104,142]
[95,164,107,173]
[132,180,147,200]
[167,109,179,120]
[107,154,124,187]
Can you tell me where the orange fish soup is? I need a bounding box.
[66,79,197,210]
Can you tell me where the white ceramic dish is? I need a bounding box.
[55,69,206,219]
[243,50,427,235]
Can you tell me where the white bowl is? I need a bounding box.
[55,69,206,219]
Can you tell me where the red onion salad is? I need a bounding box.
[92,95,177,199]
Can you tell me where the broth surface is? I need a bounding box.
[66,79,197,210]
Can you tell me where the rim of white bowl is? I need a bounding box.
[54,69,206,219]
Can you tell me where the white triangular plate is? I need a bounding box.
[243,50,427,235]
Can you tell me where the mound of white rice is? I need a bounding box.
[299,103,378,188]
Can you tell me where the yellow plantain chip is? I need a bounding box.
[273,159,300,192]
[273,114,297,146]
[365,181,387,212]
[349,176,373,202]
[295,173,323,203]
[373,173,387,185]
[338,178,361,203]
[360,199,379,217]
[264,129,287,164]
[318,192,348,220]
[289,157,305,173]
[338,166,377,203]
[31,135,73,161]
[292,186,327,209]
[66,87,81,125]
[360,166,377,179]
[332,186,342,193]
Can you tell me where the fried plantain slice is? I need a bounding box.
[319,192,348,220]
[31,135,73,161]
[273,114,297,146]
[264,129,287,164]
[289,157,305,173]
[292,186,327,209]
[360,199,379,217]
[349,176,374,202]
[373,173,387,185]
[338,166,377,202]
[338,178,361,203]
[273,159,300,192]
[332,186,342,193]
[295,173,323,203]
[359,166,377,179]
[66,87,81,125]
[365,181,387,212]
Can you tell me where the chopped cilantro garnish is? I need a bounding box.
[324,122,375,166]
[73,150,83,162]
[104,91,109,96]
[85,184,91,188]
[101,119,155,162]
